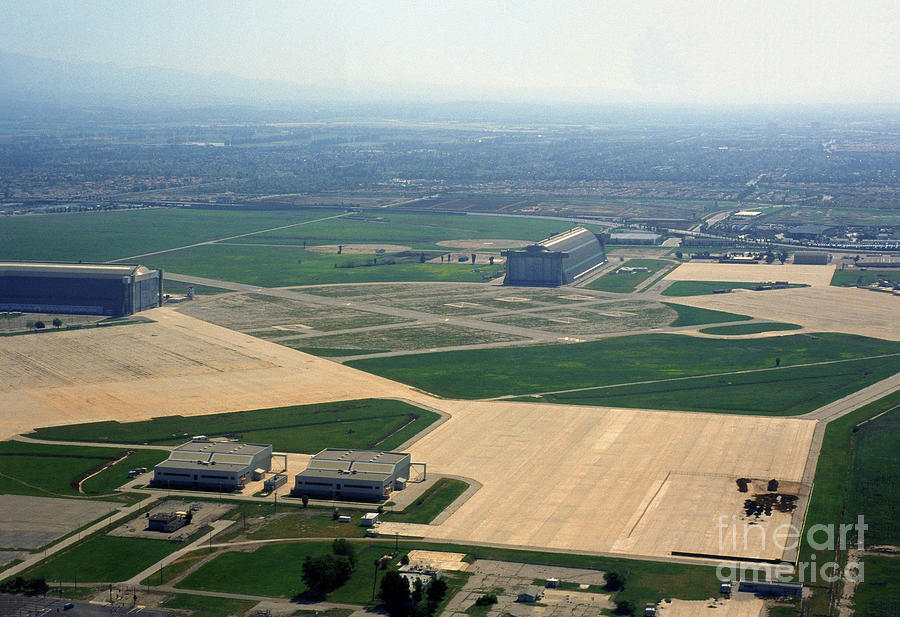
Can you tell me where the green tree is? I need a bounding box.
[34,320,45,329]
[379,570,411,617]
[603,570,623,590]
[301,494,309,508]
[411,578,425,604]
[52,318,63,328]
[332,538,356,567]
[474,593,497,606]
[301,554,353,595]
[426,578,448,607]
[614,600,635,615]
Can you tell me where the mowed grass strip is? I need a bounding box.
[530,356,900,415]
[697,322,803,335]
[26,536,180,583]
[585,259,673,293]
[663,302,751,326]
[348,333,900,400]
[382,478,469,524]
[30,399,439,454]
[662,280,808,296]
[0,441,166,498]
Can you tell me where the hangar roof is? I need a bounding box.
[311,448,410,465]
[155,440,271,473]
[173,441,270,456]
[0,261,155,278]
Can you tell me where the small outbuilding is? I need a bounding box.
[517,587,543,603]
[147,511,188,533]
[361,512,380,527]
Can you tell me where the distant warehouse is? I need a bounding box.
[293,449,419,501]
[0,261,163,316]
[501,227,606,287]
[793,252,831,265]
[153,439,272,492]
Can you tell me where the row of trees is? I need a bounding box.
[25,318,63,330]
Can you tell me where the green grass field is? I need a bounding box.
[846,408,900,547]
[0,208,342,262]
[697,322,802,335]
[177,542,394,600]
[29,399,439,454]
[0,441,167,498]
[147,243,503,287]
[291,347,391,357]
[662,281,807,296]
[26,536,181,582]
[382,478,469,524]
[851,555,900,617]
[797,391,900,614]
[663,302,751,326]
[176,540,716,606]
[141,551,209,586]
[584,259,673,293]
[348,333,899,401]
[2,208,601,287]
[529,356,900,415]
[162,280,233,296]
[229,212,604,251]
[831,268,900,287]
[161,594,256,617]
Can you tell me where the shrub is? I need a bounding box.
[475,594,498,606]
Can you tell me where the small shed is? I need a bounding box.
[545,578,559,588]
[361,512,379,527]
[517,587,543,603]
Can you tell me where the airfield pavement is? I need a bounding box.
[660,263,900,341]
[377,400,816,563]
[0,307,420,440]
[661,262,837,287]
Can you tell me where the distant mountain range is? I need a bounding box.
[0,50,339,108]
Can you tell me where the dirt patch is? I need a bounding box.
[437,239,532,250]
[307,243,412,254]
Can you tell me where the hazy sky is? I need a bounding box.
[2,0,897,104]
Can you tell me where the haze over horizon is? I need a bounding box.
[1,0,898,107]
